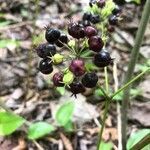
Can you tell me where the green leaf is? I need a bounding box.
[94,89,105,97]
[99,141,113,150]
[85,63,99,72]
[0,112,25,136]
[27,122,55,140]
[125,0,141,4]
[127,129,150,150]
[142,144,150,150]
[0,39,20,49]
[56,87,65,95]
[63,120,74,132]
[0,21,11,27]
[56,101,75,126]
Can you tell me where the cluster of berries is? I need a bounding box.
[81,0,122,32]
[36,28,68,74]
[35,0,121,97]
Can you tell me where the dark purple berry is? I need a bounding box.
[109,15,118,25]
[82,72,98,88]
[69,81,85,96]
[39,58,53,74]
[45,28,61,43]
[68,23,85,39]
[85,26,97,37]
[112,6,122,15]
[53,72,64,87]
[96,0,105,8]
[69,59,85,76]
[83,12,92,21]
[55,34,68,47]
[93,50,112,67]
[88,36,104,52]
[90,15,100,24]
[36,43,56,58]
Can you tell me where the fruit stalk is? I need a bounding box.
[121,0,150,149]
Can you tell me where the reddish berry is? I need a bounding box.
[85,26,97,37]
[55,34,68,47]
[53,72,64,87]
[82,72,98,88]
[96,0,105,8]
[36,43,56,58]
[39,58,53,74]
[109,15,118,25]
[45,28,61,43]
[93,50,112,67]
[69,59,85,76]
[68,23,85,39]
[69,81,85,96]
[88,36,104,52]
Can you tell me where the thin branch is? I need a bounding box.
[121,0,150,148]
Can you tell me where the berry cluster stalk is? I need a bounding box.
[121,0,150,149]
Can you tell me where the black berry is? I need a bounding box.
[85,26,97,37]
[69,81,85,96]
[112,6,122,15]
[53,72,64,87]
[69,59,85,76]
[94,50,112,67]
[45,28,61,43]
[82,72,98,88]
[109,15,118,25]
[89,0,96,7]
[55,34,68,47]
[90,15,100,24]
[39,58,53,74]
[88,36,104,52]
[83,12,92,21]
[36,43,56,58]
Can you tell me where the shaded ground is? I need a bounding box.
[0,0,149,149]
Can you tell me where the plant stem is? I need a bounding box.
[121,0,150,148]
[104,67,109,94]
[111,68,149,99]
[97,97,111,150]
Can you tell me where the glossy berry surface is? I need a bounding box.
[85,26,97,37]
[45,28,61,43]
[69,81,85,95]
[94,50,112,67]
[36,43,56,58]
[83,12,92,21]
[88,36,104,52]
[96,0,105,8]
[82,72,98,88]
[53,72,64,87]
[109,15,118,25]
[69,59,85,76]
[68,23,85,39]
[90,15,100,24]
[55,34,68,47]
[39,58,53,74]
